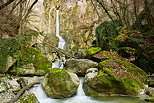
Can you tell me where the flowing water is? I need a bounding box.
[29,8,148,103]
[55,10,66,50]
[29,78,147,103]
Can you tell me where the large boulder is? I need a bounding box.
[65,59,98,75]
[83,58,147,96]
[42,68,79,98]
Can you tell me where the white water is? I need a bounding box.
[29,78,104,103]
[51,9,66,69]
[56,10,66,50]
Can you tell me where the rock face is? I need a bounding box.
[42,68,79,98]
[83,58,147,96]
[65,59,98,75]
[24,0,105,52]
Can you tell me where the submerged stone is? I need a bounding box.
[42,68,79,99]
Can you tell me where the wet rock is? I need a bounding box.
[42,68,79,98]
[83,58,147,96]
[65,59,98,76]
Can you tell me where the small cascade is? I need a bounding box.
[76,77,85,96]
[29,84,62,103]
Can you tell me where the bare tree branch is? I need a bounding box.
[0,0,16,10]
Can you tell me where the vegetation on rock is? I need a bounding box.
[42,68,79,98]
[84,58,147,96]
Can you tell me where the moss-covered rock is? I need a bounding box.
[93,51,122,60]
[65,59,98,76]
[42,68,79,98]
[19,93,39,103]
[9,47,52,75]
[83,58,147,96]
[84,47,101,58]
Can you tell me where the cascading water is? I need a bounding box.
[51,8,66,69]
[55,9,66,50]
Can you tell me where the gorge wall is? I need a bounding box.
[26,0,105,53]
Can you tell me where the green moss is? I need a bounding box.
[16,48,51,71]
[84,47,101,58]
[97,58,147,95]
[0,38,20,73]
[19,93,38,103]
[43,68,78,98]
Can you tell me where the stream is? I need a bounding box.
[29,78,147,103]
[29,9,148,103]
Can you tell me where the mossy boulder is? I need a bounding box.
[93,51,122,60]
[84,47,101,58]
[83,58,147,96]
[65,59,98,76]
[42,68,79,99]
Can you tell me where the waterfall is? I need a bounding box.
[56,10,66,50]
[76,77,85,96]
[52,9,66,69]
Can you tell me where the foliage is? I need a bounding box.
[0,38,20,70]
[95,22,154,72]
[0,29,51,74]
[95,20,121,48]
